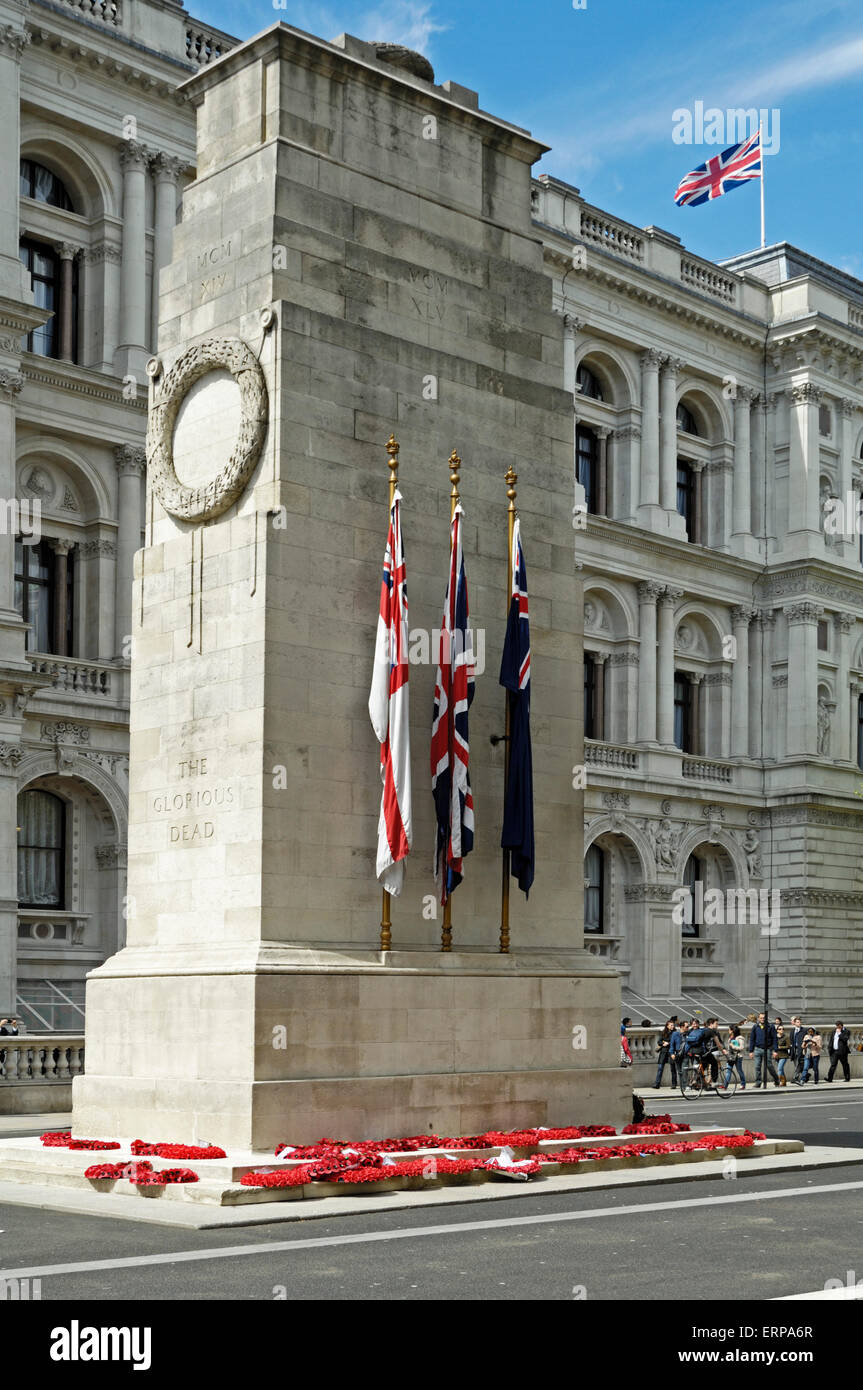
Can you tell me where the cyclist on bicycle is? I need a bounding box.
[698,1016,729,1089]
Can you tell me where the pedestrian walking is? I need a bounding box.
[653,1019,677,1089]
[789,1015,806,1082]
[774,1022,791,1085]
[748,1012,779,1086]
[799,1028,822,1085]
[826,1021,851,1083]
[723,1024,747,1090]
[620,1017,633,1068]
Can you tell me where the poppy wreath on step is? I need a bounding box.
[130,1141,226,1160]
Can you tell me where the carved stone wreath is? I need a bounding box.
[146,337,268,522]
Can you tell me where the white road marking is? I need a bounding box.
[3,1179,863,1282]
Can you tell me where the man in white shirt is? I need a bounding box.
[826,1021,851,1083]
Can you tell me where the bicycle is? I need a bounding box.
[679,1048,738,1100]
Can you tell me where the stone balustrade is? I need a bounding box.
[682,756,734,783]
[680,257,737,304]
[28,654,129,705]
[585,740,640,770]
[56,0,122,24]
[579,206,645,262]
[0,1036,84,1083]
[185,24,235,67]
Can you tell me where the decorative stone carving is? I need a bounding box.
[702,804,725,843]
[20,466,55,502]
[61,487,79,512]
[84,244,123,266]
[817,696,832,756]
[147,337,268,522]
[624,883,676,903]
[602,792,630,810]
[115,444,146,477]
[614,424,642,442]
[95,842,127,870]
[741,828,761,879]
[0,368,25,399]
[0,743,23,769]
[608,651,639,666]
[660,799,673,816]
[80,540,117,559]
[40,722,90,745]
[637,580,664,603]
[118,139,151,171]
[0,24,30,57]
[786,601,823,625]
[647,817,681,871]
[790,383,822,406]
[676,623,694,650]
[640,348,664,370]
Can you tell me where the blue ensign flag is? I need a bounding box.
[499,517,534,897]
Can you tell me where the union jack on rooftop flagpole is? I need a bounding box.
[369,441,412,936]
[431,452,475,949]
[674,127,763,229]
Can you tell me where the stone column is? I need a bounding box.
[708,452,734,550]
[595,425,611,516]
[659,356,683,511]
[0,20,31,303]
[839,400,856,548]
[851,680,861,769]
[785,602,822,756]
[788,384,822,540]
[750,393,765,539]
[760,610,777,760]
[691,460,706,545]
[765,393,780,543]
[657,586,682,746]
[690,673,703,756]
[0,744,23,1015]
[151,154,184,350]
[748,610,763,758]
[730,606,753,758]
[732,386,754,540]
[50,539,74,657]
[639,350,663,512]
[593,651,607,740]
[614,423,640,524]
[55,244,78,362]
[834,612,855,762]
[114,445,146,658]
[637,581,662,744]
[0,368,28,668]
[116,141,150,379]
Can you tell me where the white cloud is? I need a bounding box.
[286,0,447,53]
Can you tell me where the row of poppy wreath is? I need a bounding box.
[241,1131,766,1188]
[40,1132,226,1159]
[272,1118,691,1160]
[83,1161,199,1185]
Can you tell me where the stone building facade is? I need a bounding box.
[2,0,861,1027]
[535,177,863,1017]
[0,0,232,1026]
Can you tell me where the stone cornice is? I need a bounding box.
[18,354,147,410]
[27,4,198,98]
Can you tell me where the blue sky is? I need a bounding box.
[198,0,863,278]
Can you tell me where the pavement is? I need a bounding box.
[1,1090,862,1305]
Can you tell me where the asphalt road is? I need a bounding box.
[1,1088,862,1309]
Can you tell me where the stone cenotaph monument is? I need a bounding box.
[72,24,628,1149]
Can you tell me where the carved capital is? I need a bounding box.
[150,152,187,182]
[49,538,75,557]
[839,397,856,419]
[640,348,665,372]
[0,743,23,770]
[659,586,684,608]
[118,140,151,172]
[637,579,665,604]
[562,313,584,335]
[834,611,856,634]
[663,355,685,379]
[790,382,822,407]
[56,243,79,263]
[84,243,123,266]
[80,539,116,559]
[731,604,756,627]
[115,444,146,477]
[785,601,823,625]
[614,424,641,442]
[0,24,30,57]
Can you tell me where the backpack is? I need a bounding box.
[684,1026,707,1055]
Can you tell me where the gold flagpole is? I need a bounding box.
[441,448,461,954]
[499,466,517,954]
[380,433,400,953]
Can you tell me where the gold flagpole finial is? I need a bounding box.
[505,464,517,509]
[387,434,400,501]
[449,450,461,512]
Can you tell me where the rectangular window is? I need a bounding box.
[817,620,828,652]
[676,460,695,540]
[584,845,604,934]
[674,671,693,753]
[19,239,60,358]
[17,790,65,909]
[576,426,598,513]
[15,538,55,653]
[584,651,597,740]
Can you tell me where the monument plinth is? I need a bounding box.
[73,23,628,1149]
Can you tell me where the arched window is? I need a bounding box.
[576,425,599,512]
[19,158,74,211]
[577,363,604,401]
[676,402,699,436]
[681,854,703,938]
[585,845,605,934]
[17,789,66,908]
[674,671,693,752]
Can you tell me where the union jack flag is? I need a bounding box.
[431,503,475,904]
[368,490,412,894]
[499,517,534,898]
[674,129,761,207]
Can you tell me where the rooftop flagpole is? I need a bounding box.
[759,121,766,249]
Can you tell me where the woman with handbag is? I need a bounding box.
[653,1019,677,1089]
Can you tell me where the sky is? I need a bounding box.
[197,0,863,278]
